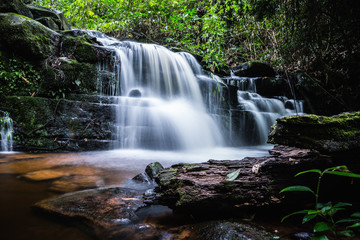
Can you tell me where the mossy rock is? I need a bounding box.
[0,0,33,18]
[0,96,114,152]
[268,112,360,153]
[27,4,71,31]
[60,35,100,62]
[0,13,60,60]
[38,58,98,97]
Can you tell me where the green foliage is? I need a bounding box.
[0,55,41,96]
[280,166,360,239]
[32,0,360,111]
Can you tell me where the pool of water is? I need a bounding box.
[0,146,274,240]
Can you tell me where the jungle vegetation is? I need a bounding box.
[32,0,360,112]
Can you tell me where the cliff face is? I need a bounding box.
[0,2,115,151]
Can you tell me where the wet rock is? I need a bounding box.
[133,162,164,183]
[268,112,360,153]
[27,4,71,31]
[0,13,60,60]
[128,89,142,98]
[145,162,164,180]
[34,187,147,238]
[152,145,334,212]
[0,0,33,18]
[232,62,276,78]
[188,220,276,240]
[21,165,101,181]
[50,175,105,192]
[1,96,114,152]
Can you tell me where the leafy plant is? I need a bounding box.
[280,166,360,239]
[0,57,41,96]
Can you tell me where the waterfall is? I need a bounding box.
[86,30,303,149]
[89,31,224,150]
[232,77,304,145]
[0,111,13,152]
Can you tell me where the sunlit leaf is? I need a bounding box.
[347,222,360,228]
[325,171,360,178]
[295,169,321,177]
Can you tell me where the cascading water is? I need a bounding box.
[0,111,13,152]
[89,31,224,150]
[230,76,303,145]
[86,30,303,150]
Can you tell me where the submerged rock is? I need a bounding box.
[268,112,360,153]
[34,187,147,238]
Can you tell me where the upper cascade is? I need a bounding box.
[87,30,225,150]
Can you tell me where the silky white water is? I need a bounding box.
[87,30,303,150]
[0,112,13,152]
[90,31,224,150]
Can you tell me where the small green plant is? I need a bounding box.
[280,166,360,239]
[0,57,41,96]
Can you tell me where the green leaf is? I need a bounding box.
[351,212,360,218]
[339,230,354,237]
[226,169,240,181]
[280,186,315,195]
[303,214,317,224]
[311,235,329,240]
[281,210,309,222]
[333,202,352,208]
[295,169,321,177]
[335,218,357,224]
[347,222,360,228]
[314,221,332,232]
[325,171,360,178]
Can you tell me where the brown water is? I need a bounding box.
[1,149,328,240]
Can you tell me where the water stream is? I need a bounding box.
[0,111,13,152]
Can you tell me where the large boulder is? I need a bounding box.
[27,4,71,31]
[151,145,337,212]
[0,96,115,152]
[268,112,360,153]
[0,13,60,60]
[0,0,33,18]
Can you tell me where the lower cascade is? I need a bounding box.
[88,30,303,150]
[0,111,13,152]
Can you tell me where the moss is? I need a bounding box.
[0,13,59,60]
[159,168,178,186]
[61,35,98,63]
[268,112,360,152]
